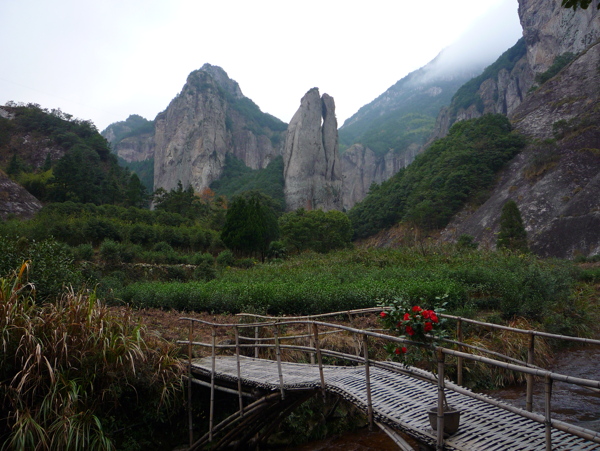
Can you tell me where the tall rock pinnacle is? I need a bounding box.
[283,88,343,211]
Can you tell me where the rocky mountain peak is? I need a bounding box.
[194,63,244,99]
[283,88,342,211]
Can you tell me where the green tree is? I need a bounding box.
[497,200,528,252]
[561,0,599,9]
[221,191,279,260]
[279,208,353,254]
[153,181,208,219]
[125,173,150,208]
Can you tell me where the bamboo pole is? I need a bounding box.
[308,323,315,365]
[436,348,445,451]
[188,319,194,447]
[457,318,463,386]
[209,325,216,442]
[545,374,553,451]
[254,326,259,358]
[526,331,535,412]
[363,334,374,431]
[274,324,285,399]
[312,322,326,393]
[235,326,243,416]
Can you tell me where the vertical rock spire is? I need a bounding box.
[283,88,343,211]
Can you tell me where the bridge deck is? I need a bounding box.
[191,356,600,450]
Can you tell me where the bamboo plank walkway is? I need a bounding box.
[191,356,600,451]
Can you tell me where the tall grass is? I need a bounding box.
[0,263,184,450]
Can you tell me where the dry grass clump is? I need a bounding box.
[0,263,184,450]
[461,317,551,388]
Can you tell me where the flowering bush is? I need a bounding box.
[379,297,447,366]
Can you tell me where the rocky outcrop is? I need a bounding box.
[0,172,42,220]
[432,0,599,141]
[114,133,154,162]
[442,40,600,258]
[519,0,600,74]
[152,64,286,193]
[283,88,343,211]
[341,143,421,210]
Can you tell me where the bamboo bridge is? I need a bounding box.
[179,309,600,450]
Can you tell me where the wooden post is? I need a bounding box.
[234,326,243,416]
[363,334,374,431]
[209,325,216,442]
[312,323,326,394]
[308,323,315,365]
[436,348,446,451]
[274,324,285,400]
[254,326,259,358]
[457,318,463,386]
[545,374,553,451]
[188,320,194,447]
[526,332,535,412]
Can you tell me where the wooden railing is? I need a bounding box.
[180,307,600,451]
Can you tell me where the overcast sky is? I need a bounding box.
[0,0,522,132]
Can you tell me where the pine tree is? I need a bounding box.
[497,200,528,252]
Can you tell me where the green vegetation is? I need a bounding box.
[348,114,526,238]
[102,114,154,148]
[339,71,468,156]
[451,38,526,115]
[497,200,529,253]
[0,103,145,207]
[119,156,154,193]
[357,113,435,156]
[211,154,285,210]
[279,208,353,254]
[535,52,576,86]
[0,264,183,450]
[561,0,599,9]
[221,191,280,260]
[116,248,587,330]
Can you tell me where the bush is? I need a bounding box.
[192,252,215,266]
[216,250,235,267]
[73,243,94,261]
[100,239,121,265]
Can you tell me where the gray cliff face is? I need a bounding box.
[115,133,154,162]
[442,41,600,258]
[283,88,342,211]
[341,143,420,210]
[519,0,600,73]
[434,0,599,139]
[153,64,285,193]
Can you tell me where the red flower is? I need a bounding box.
[406,325,415,336]
[431,313,439,323]
[412,306,422,313]
[380,311,387,318]
[395,347,408,354]
[422,310,431,319]
[403,313,410,321]
[424,321,433,332]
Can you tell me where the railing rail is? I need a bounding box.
[181,309,600,450]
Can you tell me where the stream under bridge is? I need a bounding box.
[180,309,600,450]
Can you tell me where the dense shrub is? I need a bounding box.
[0,236,82,300]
